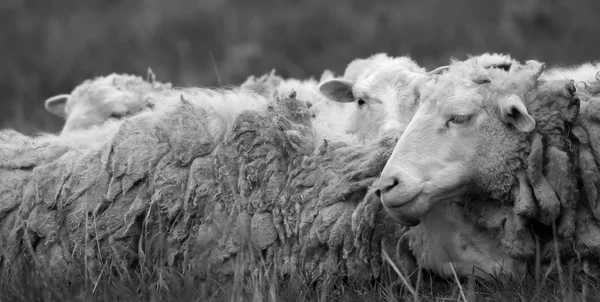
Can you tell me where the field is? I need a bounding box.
[2,0,600,301]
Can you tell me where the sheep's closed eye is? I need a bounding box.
[447,115,472,127]
[109,112,127,119]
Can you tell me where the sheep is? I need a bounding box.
[240,69,358,144]
[1,85,406,286]
[240,69,335,108]
[239,53,518,147]
[318,53,438,142]
[44,69,172,135]
[376,58,593,280]
[317,52,521,144]
[44,68,272,143]
[6,60,600,288]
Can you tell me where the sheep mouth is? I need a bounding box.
[381,196,422,226]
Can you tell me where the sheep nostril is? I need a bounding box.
[381,177,400,194]
[375,189,381,198]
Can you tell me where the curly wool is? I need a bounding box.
[434,59,599,267]
[240,70,358,144]
[0,89,403,285]
[396,59,597,280]
[541,62,600,83]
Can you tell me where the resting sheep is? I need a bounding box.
[240,69,357,144]
[318,52,522,144]
[318,53,440,142]
[44,70,172,135]
[11,56,600,289]
[1,86,407,286]
[376,58,592,280]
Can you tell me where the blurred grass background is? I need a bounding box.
[2,0,599,134]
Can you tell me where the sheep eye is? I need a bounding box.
[447,115,472,126]
[357,99,366,106]
[109,112,126,119]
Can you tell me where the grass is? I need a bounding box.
[2,227,600,302]
[3,0,600,300]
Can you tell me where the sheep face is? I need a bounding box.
[45,76,149,134]
[318,55,427,142]
[376,62,542,226]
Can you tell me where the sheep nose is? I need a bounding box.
[378,176,400,195]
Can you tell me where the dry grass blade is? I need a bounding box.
[381,249,419,301]
[450,262,468,302]
[535,233,541,295]
[552,222,567,301]
[414,266,422,302]
[532,260,557,301]
[209,50,222,86]
[92,261,110,293]
[466,275,476,302]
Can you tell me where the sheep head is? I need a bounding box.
[45,73,171,135]
[318,53,428,141]
[375,59,580,227]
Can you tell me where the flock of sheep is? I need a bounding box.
[2,52,600,287]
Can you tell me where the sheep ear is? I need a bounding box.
[499,94,535,132]
[44,94,70,119]
[318,79,355,103]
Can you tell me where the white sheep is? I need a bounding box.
[240,69,334,106]
[286,70,361,144]
[44,70,172,135]
[240,70,358,144]
[14,85,272,166]
[318,52,521,144]
[0,85,399,285]
[318,53,445,143]
[376,59,581,280]
[11,86,276,173]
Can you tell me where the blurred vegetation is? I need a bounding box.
[2,0,600,134]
